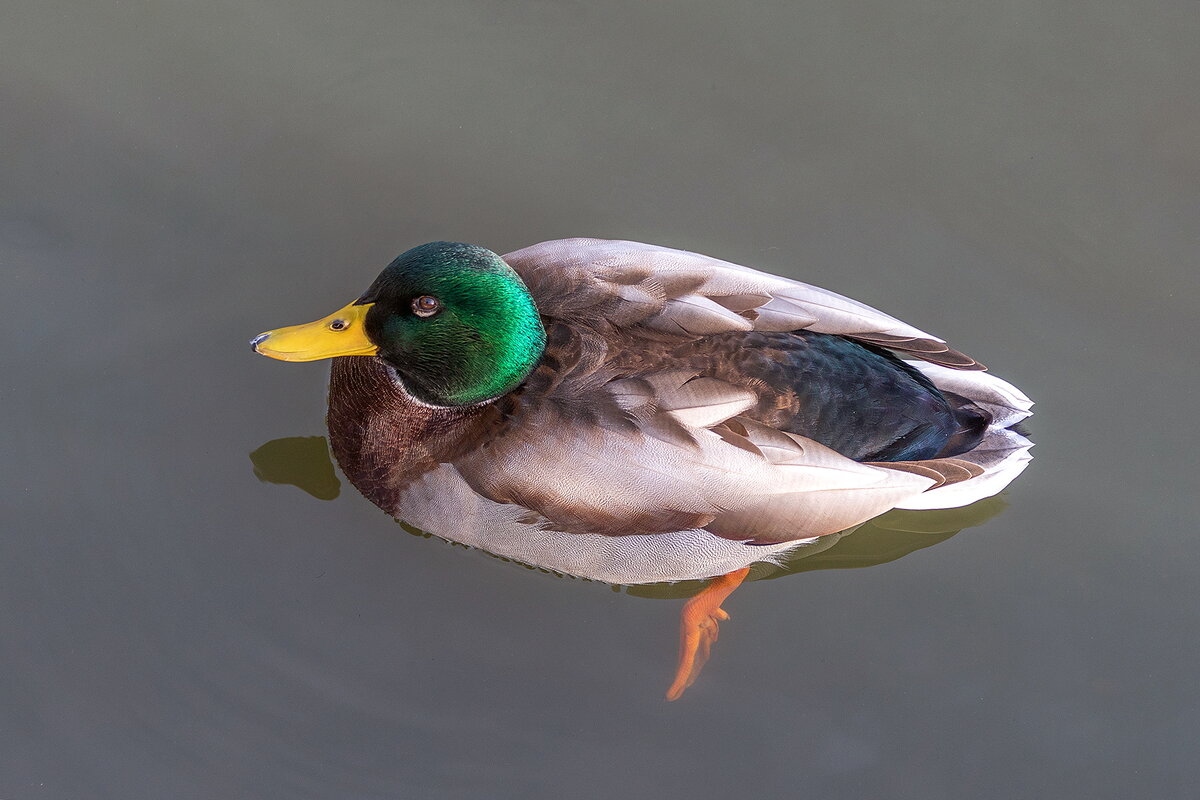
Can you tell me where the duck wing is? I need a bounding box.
[503,238,983,370]
[452,367,937,545]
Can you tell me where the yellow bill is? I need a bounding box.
[251,301,377,362]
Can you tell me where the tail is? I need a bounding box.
[892,363,1034,510]
[934,391,992,458]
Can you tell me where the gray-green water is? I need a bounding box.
[4,2,1198,798]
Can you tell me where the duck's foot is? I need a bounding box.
[665,567,750,701]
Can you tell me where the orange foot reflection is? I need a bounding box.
[665,567,750,701]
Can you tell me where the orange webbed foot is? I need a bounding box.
[665,567,750,701]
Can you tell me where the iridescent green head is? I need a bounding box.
[252,242,547,407]
[358,242,546,405]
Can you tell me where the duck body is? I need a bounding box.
[253,238,1032,584]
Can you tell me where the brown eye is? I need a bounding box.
[412,295,440,317]
[329,319,348,331]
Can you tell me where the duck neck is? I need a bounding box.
[326,356,493,514]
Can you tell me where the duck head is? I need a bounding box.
[251,242,546,407]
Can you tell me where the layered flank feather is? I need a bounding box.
[453,368,940,544]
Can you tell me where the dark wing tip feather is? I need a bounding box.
[848,332,987,371]
[864,456,985,490]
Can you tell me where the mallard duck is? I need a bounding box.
[252,238,1032,698]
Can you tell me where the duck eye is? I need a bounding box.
[412,295,441,317]
[329,319,348,331]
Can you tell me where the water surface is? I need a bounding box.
[3,2,1198,798]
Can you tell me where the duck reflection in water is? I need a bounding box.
[251,239,1034,699]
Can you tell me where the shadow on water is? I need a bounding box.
[250,436,341,501]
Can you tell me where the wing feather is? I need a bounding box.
[503,239,980,370]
